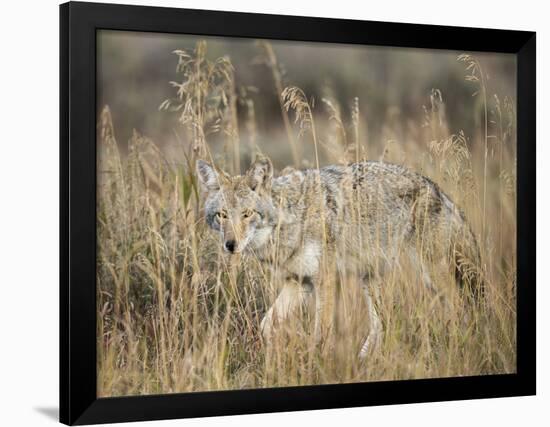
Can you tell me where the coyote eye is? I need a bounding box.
[216,211,227,220]
[242,209,254,219]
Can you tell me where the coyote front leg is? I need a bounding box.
[260,276,312,341]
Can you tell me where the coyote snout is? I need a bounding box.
[197,155,483,358]
[224,239,237,253]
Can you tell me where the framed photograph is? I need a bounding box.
[60,1,536,424]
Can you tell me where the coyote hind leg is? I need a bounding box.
[407,249,437,294]
[359,274,383,359]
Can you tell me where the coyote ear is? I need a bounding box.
[196,160,223,192]
[247,156,273,192]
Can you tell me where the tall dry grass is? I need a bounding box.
[97,42,516,397]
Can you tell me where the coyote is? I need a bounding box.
[196,156,482,357]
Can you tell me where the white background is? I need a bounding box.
[0,0,546,425]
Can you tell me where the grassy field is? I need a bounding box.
[97,42,517,397]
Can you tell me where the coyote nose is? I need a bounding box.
[224,240,236,253]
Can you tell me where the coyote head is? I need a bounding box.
[196,156,276,254]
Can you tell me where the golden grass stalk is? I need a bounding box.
[257,41,301,167]
[281,86,320,170]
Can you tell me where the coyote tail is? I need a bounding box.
[451,213,485,301]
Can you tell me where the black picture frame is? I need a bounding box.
[60,1,536,425]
